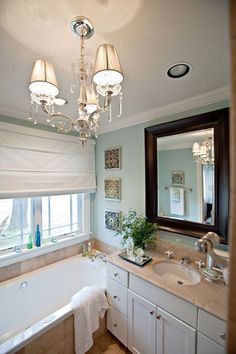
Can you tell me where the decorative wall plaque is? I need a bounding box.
[104,209,121,231]
[104,178,121,201]
[105,147,121,170]
[171,171,184,186]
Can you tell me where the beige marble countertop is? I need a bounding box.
[106,241,228,321]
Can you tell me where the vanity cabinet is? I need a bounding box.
[106,262,226,354]
[197,309,226,354]
[106,263,128,346]
[156,306,196,354]
[128,290,156,354]
[128,289,196,354]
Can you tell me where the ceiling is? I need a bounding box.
[0,0,229,134]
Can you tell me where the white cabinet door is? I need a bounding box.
[197,333,226,354]
[156,306,196,354]
[128,290,156,354]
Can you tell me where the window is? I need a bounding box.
[0,193,87,254]
[42,194,82,243]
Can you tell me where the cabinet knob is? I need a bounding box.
[113,295,118,299]
[150,310,154,315]
[156,315,161,320]
[113,323,118,327]
[219,333,226,340]
[114,273,118,277]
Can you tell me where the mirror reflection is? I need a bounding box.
[157,128,214,225]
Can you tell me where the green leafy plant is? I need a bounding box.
[115,209,158,248]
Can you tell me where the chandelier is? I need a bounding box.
[28,16,124,145]
[192,135,214,165]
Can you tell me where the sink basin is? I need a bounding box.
[152,261,201,285]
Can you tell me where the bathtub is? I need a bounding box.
[0,254,107,354]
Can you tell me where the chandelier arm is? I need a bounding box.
[50,112,74,133]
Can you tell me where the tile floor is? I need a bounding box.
[87,332,131,354]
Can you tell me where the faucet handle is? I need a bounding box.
[165,250,173,259]
[180,256,190,264]
[196,260,205,269]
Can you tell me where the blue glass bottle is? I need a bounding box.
[35,224,41,247]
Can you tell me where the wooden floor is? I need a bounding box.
[87,332,131,354]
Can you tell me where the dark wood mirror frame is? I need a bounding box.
[145,108,229,243]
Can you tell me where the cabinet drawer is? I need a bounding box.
[197,333,226,354]
[129,273,197,327]
[198,309,226,347]
[107,307,128,347]
[107,278,128,316]
[107,262,128,287]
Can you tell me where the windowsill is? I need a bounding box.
[0,233,91,268]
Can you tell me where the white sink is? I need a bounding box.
[152,261,201,285]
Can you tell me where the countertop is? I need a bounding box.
[106,241,228,321]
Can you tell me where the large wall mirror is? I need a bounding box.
[145,108,229,243]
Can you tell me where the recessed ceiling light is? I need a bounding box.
[54,97,68,106]
[167,63,191,78]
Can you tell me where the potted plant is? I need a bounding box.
[115,209,158,249]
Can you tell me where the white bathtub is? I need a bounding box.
[0,254,107,354]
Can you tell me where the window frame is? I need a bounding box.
[0,193,91,267]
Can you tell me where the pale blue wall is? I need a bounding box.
[159,148,199,221]
[92,101,229,250]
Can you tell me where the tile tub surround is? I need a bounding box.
[107,240,228,321]
[0,238,118,283]
[15,315,107,354]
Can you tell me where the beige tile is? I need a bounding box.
[0,262,21,282]
[20,254,47,274]
[65,244,81,258]
[86,344,102,354]
[64,334,75,354]
[64,315,74,337]
[45,248,66,265]
[28,321,64,353]
[93,317,107,344]
[47,341,65,354]
[96,332,130,354]
[93,239,118,255]
[103,343,128,354]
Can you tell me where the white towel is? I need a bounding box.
[170,187,185,216]
[71,286,109,354]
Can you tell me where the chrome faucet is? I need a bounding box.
[195,232,228,280]
[90,251,106,262]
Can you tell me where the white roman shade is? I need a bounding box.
[0,122,96,198]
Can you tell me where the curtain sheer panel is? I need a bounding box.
[0,122,96,198]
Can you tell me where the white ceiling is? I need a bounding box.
[0,0,230,134]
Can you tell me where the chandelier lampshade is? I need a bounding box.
[93,44,124,86]
[28,17,124,145]
[29,59,59,97]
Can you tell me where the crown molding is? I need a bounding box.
[0,86,229,135]
[98,86,230,135]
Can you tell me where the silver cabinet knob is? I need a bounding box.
[114,273,118,277]
[113,323,118,327]
[156,315,161,320]
[113,295,118,299]
[150,310,154,315]
[219,333,226,340]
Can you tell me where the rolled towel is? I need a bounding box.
[71,286,109,354]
